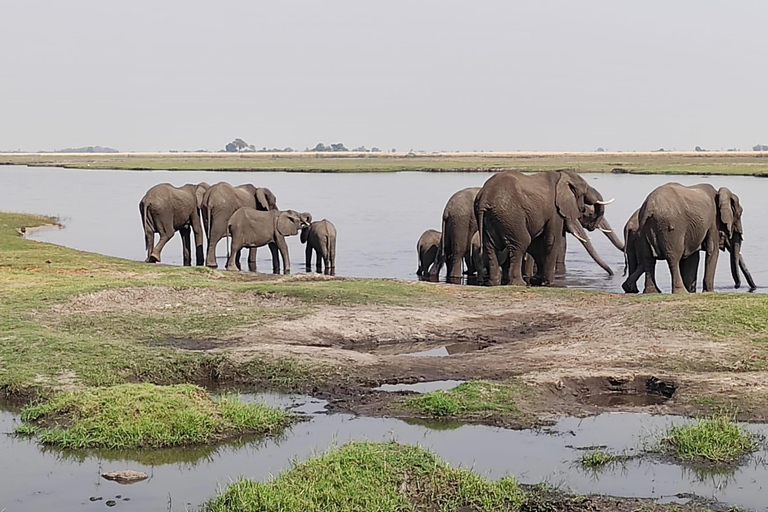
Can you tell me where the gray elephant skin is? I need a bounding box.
[301,219,337,275]
[416,229,441,278]
[201,182,277,268]
[431,187,481,282]
[139,182,209,266]
[622,183,756,294]
[226,208,310,273]
[474,170,613,286]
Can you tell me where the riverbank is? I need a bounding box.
[3,210,768,426]
[3,151,768,175]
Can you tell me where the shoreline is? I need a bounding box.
[2,151,768,175]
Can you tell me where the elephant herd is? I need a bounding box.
[139,182,337,275]
[418,170,757,294]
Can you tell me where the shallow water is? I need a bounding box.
[0,166,765,293]
[2,394,768,511]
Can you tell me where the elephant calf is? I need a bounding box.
[226,208,311,273]
[301,219,337,275]
[416,229,441,277]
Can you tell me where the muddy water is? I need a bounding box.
[0,166,766,293]
[2,394,768,511]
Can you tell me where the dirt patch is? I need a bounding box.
[49,286,298,316]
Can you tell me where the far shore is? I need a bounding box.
[2,151,768,175]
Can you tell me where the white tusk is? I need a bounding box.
[598,228,613,234]
[572,233,589,244]
[595,198,615,205]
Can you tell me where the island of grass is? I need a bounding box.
[205,441,525,512]
[15,383,292,449]
[402,380,538,427]
[660,414,757,464]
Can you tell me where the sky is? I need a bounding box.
[2,0,767,153]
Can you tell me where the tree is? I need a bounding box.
[330,143,348,152]
[225,138,249,152]
[371,147,381,152]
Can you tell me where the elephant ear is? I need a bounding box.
[256,188,277,210]
[300,226,310,244]
[277,211,300,237]
[717,187,735,238]
[555,171,582,223]
[195,184,209,209]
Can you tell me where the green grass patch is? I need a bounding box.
[16,383,291,449]
[403,381,527,419]
[661,414,757,464]
[204,441,524,512]
[580,450,623,469]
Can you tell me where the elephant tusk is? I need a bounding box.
[595,198,614,205]
[598,227,613,234]
[572,233,590,244]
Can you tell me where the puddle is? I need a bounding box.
[374,380,464,393]
[584,392,670,407]
[2,396,768,511]
[404,342,486,357]
[574,375,677,408]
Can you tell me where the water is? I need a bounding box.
[2,395,768,511]
[374,380,464,393]
[0,166,766,293]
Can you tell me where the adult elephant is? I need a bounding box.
[622,184,756,294]
[429,187,481,283]
[201,182,277,268]
[139,182,209,266]
[475,170,613,286]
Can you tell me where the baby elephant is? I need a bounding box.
[301,219,337,275]
[416,229,440,277]
[227,208,311,273]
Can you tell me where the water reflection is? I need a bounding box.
[0,166,765,293]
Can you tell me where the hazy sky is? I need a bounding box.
[2,1,767,152]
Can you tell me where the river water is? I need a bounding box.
[1,394,767,511]
[0,166,765,293]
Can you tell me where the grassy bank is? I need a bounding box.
[660,414,757,464]
[4,151,768,175]
[205,441,525,512]
[16,383,290,449]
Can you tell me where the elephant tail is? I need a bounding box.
[476,208,485,260]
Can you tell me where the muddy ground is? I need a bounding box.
[52,280,768,428]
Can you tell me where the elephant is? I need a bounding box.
[301,219,337,275]
[139,182,209,266]
[201,182,277,269]
[622,183,756,294]
[430,187,481,282]
[226,208,310,273]
[416,229,441,278]
[474,170,614,286]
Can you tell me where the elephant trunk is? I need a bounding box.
[730,237,741,289]
[597,218,625,252]
[740,253,757,291]
[565,218,613,276]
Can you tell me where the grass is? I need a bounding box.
[580,450,623,468]
[661,414,757,464]
[403,381,528,420]
[15,383,291,449]
[204,441,525,512]
[4,151,768,175]
[0,211,443,396]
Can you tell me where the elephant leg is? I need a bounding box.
[276,236,291,273]
[269,242,280,273]
[328,239,336,276]
[151,228,174,264]
[667,255,688,294]
[248,247,257,272]
[322,248,330,275]
[144,228,156,264]
[306,243,314,272]
[180,225,192,266]
[205,214,229,268]
[226,241,241,270]
[522,253,535,278]
[555,236,567,275]
[702,234,719,292]
[642,260,661,293]
[235,248,242,271]
[501,252,512,286]
[190,212,205,266]
[316,246,324,273]
[681,252,700,293]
